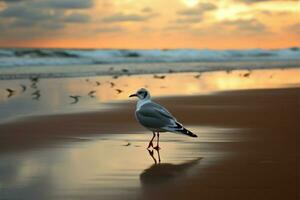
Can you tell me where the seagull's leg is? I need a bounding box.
[154,132,160,150]
[147,131,156,149]
[156,148,161,163]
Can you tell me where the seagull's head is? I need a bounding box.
[129,88,150,100]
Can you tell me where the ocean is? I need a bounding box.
[0,48,300,79]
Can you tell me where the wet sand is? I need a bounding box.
[0,87,299,200]
[0,69,299,200]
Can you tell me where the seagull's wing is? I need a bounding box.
[136,101,198,137]
[136,102,176,129]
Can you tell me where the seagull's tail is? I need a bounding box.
[169,122,197,138]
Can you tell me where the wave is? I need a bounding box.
[0,47,299,68]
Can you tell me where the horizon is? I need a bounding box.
[0,0,300,49]
[0,46,299,51]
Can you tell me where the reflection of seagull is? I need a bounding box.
[30,82,37,89]
[32,90,41,100]
[20,84,26,92]
[88,90,96,97]
[153,75,166,79]
[69,95,81,104]
[116,89,123,94]
[140,156,201,186]
[129,88,197,149]
[6,88,15,98]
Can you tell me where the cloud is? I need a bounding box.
[141,7,153,13]
[63,13,90,23]
[174,16,201,24]
[1,0,94,9]
[172,2,216,25]
[37,0,93,9]
[0,0,93,41]
[177,2,217,16]
[235,0,299,3]
[222,19,267,33]
[101,12,157,23]
[96,26,125,33]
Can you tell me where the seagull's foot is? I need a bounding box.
[147,149,154,156]
[153,146,161,150]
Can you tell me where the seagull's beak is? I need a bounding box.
[129,93,137,98]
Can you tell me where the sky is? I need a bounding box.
[0,0,299,49]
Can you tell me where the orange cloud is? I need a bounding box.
[0,0,299,49]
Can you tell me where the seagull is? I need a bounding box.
[95,81,101,86]
[194,73,201,79]
[243,72,251,77]
[6,88,15,98]
[110,82,115,88]
[88,90,96,97]
[116,89,123,94]
[129,88,197,150]
[69,95,81,104]
[153,74,166,79]
[30,76,39,83]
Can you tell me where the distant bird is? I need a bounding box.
[153,75,166,79]
[20,84,26,92]
[69,95,81,104]
[6,88,15,98]
[116,89,123,94]
[95,81,101,86]
[88,90,96,97]
[243,72,251,77]
[168,69,174,73]
[32,90,41,100]
[129,88,197,149]
[30,82,37,89]
[226,69,232,74]
[110,82,115,88]
[30,76,39,83]
[122,69,129,73]
[112,75,119,79]
[194,73,201,79]
[85,78,90,82]
[123,142,131,147]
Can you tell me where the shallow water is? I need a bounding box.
[0,126,241,200]
[0,69,300,123]
[0,68,299,123]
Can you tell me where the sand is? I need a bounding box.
[0,86,299,200]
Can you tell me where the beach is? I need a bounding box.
[0,68,299,200]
